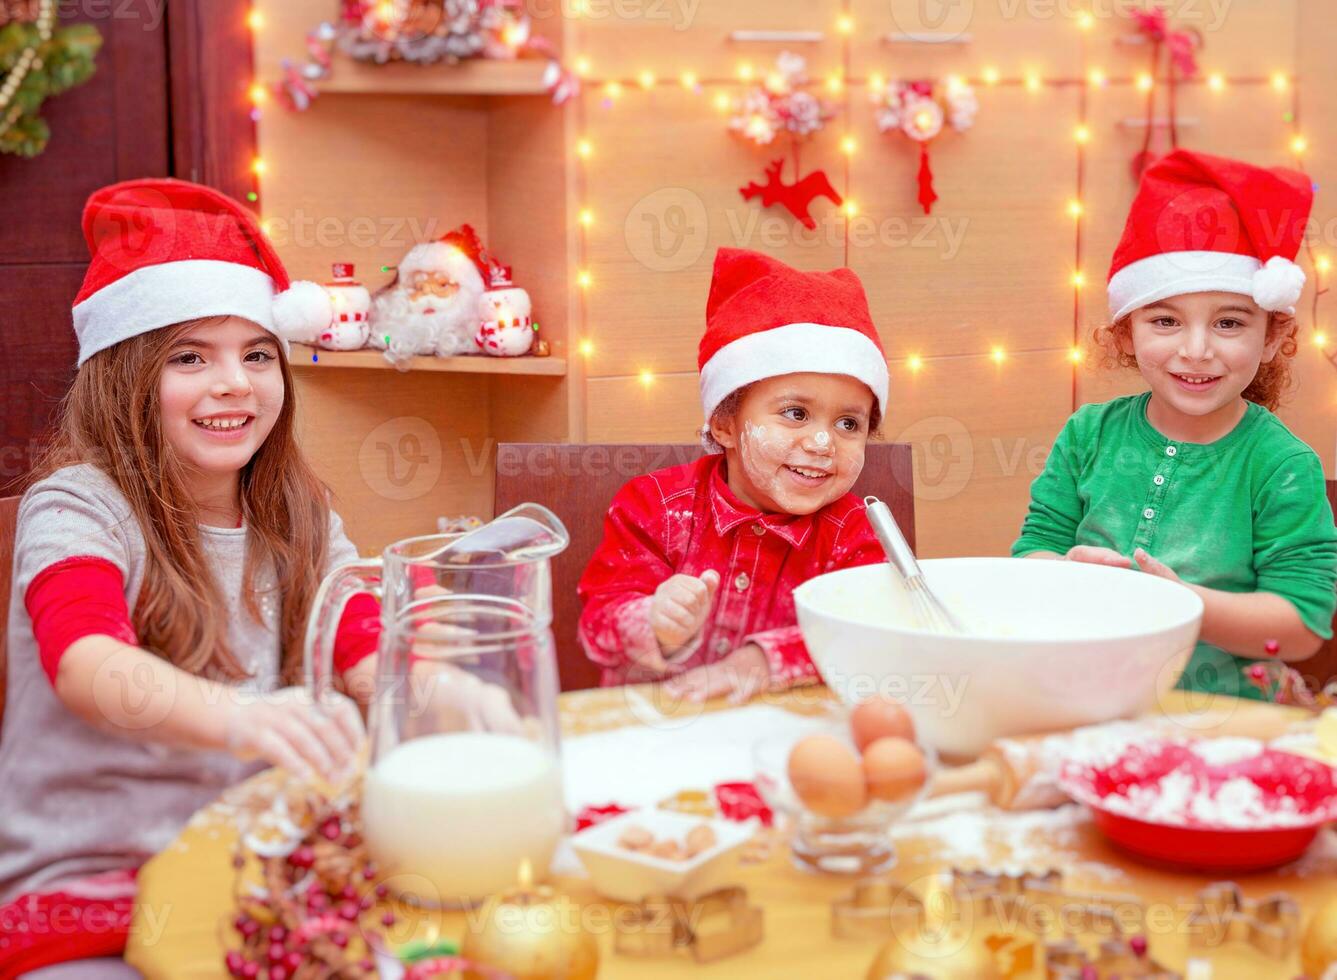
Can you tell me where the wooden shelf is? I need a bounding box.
[290,343,567,376]
[306,57,552,96]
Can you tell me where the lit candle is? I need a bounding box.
[458,861,600,980]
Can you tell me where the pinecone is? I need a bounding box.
[0,0,41,28]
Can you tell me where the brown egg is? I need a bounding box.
[850,696,915,752]
[787,735,867,818]
[862,737,928,803]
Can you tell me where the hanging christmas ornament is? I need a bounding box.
[476,261,535,356]
[729,52,842,230]
[871,78,978,215]
[1127,8,1203,180]
[318,263,372,351]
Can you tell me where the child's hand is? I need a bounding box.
[1133,548,1182,583]
[650,570,721,661]
[225,687,364,784]
[662,643,770,705]
[1065,545,1133,569]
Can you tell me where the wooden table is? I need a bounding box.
[125,689,1331,979]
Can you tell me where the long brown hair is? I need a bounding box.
[30,318,333,684]
[1093,310,1299,412]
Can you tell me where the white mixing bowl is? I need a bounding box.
[794,558,1204,758]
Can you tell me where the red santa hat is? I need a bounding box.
[698,248,888,434]
[71,178,332,366]
[1107,150,1313,322]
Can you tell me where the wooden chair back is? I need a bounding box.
[0,495,20,731]
[494,443,916,691]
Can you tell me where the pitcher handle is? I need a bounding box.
[304,559,384,706]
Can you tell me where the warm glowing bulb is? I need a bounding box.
[501,22,524,48]
[1067,199,1084,218]
[1291,134,1309,155]
[576,138,593,158]
[251,157,267,175]
[1025,73,1042,93]
[681,71,699,90]
[1069,346,1084,364]
[738,62,754,81]
[578,209,594,227]
[246,8,263,30]
[826,74,844,94]
[714,91,731,112]
[603,81,622,99]
[991,346,1006,364]
[260,219,274,236]
[249,83,268,105]
[1077,11,1095,30]
[982,67,1000,86]
[639,369,654,386]
[1315,332,1329,348]
[837,13,855,34]
[1207,72,1225,92]
[868,72,886,92]
[945,74,966,95]
[577,270,593,289]
[915,110,935,130]
[638,70,656,89]
[1074,124,1091,144]
[375,0,396,21]
[1136,72,1154,92]
[1317,255,1332,274]
[1072,271,1086,288]
[1272,72,1289,92]
[1088,68,1106,87]
[906,354,924,373]
[841,135,857,155]
[574,57,591,77]
[579,338,594,357]
[843,200,859,218]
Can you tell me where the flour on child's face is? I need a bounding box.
[721,373,872,515]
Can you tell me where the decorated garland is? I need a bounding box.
[0,0,101,157]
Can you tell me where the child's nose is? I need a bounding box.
[804,429,836,454]
[1179,326,1211,361]
[210,362,253,397]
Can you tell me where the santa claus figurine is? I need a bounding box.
[369,224,488,365]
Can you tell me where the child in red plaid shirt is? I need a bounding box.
[578,248,891,703]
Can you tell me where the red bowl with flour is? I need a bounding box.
[1058,737,1337,873]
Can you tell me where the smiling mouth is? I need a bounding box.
[192,414,254,432]
[1170,373,1222,389]
[785,464,832,482]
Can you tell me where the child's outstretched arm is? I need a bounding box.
[1136,451,1337,662]
[54,635,363,783]
[1013,418,1084,561]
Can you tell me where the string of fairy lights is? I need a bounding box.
[241,5,1329,398]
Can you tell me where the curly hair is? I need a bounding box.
[1092,310,1299,412]
[701,382,884,453]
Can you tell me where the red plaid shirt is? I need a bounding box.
[577,455,884,689]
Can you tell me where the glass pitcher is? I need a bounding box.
[304,505,570,907]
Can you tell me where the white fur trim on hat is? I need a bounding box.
[698,322,889,438]
[1108,250,1304,321]
[273,280,334,344]
[72,260,277,367]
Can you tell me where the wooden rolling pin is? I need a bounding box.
[928,703,1309,810]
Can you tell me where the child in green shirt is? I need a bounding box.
[1013,150,1337,699]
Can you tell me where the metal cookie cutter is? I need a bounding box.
[1184,881,1301,959]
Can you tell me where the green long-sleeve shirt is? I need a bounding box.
[1012,392,1337,699]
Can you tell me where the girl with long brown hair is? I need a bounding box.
[1013,150,1337,700]
[0,179,380,977]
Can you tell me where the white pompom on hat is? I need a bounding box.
[1106,150,1314,322]
[71,178,332,365]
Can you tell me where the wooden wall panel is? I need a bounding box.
[580,88,845,380]
[574,0,845,79]
[847,87,1076,360]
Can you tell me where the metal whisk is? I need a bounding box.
[863,495,962,633]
